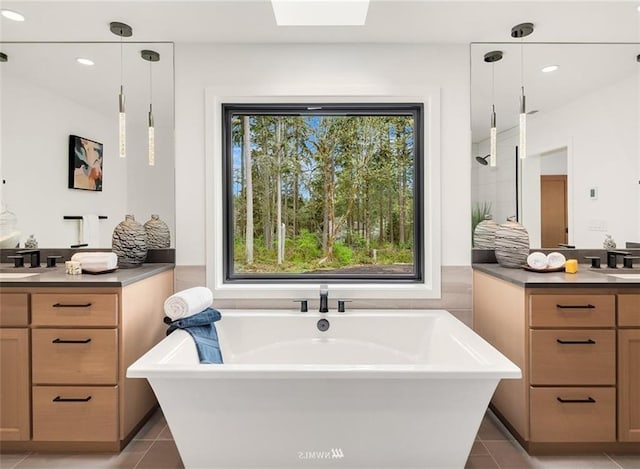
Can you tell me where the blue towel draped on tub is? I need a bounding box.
[164,307,223,364]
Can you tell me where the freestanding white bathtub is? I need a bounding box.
[128,310,520,469]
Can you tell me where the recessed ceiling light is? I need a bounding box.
[541,65,559,73]
[637,4,640,12]
[1,9,25,21]
[76,57,95,66]
[271,0,370,26]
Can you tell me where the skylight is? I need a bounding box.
[271,0,370,26]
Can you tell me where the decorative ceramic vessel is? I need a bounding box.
[473,215,498,249]
[112,215,147,267]
[25,234,38,249]
[0,205,20,248]
[143,214,171,249]
[603,234,616,249]
[495,216,530,268]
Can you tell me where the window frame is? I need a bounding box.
[221,102,424,283]
[205,92,441,301]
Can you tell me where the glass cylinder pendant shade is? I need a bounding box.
[489,106,497,167]
[119,86,126,158]
[519,87,526,159]
[148,107,155,166]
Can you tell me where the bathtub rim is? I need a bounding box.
[128,309,521,380]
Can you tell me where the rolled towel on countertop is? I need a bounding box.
[71,252,118,272]
[164,286,214,321]
[527,252,548,270]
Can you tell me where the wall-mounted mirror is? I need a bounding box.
[471,42,639,249]
[0,41,174,248]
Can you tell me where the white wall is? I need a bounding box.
[1,72,126,248]
[174,43,471,267]
[126,122,175,244]
[473,73,639,248]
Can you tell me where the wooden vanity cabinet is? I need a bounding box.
[0,268,173,451]
[617,294,640,442]
[473,270,640,453]
[0,294,30,441]
[31,292,120,442]
[528,293,616,443]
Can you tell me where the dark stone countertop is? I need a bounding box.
[473,263,640,288]
[0,263,174,288]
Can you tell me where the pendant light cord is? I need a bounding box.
[491,61,495,112]
[120,30,123,90]
[520,38,524,96]
[149,59,153,110]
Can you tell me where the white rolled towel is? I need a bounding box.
[71,252,118,272]
[164,287,213,321]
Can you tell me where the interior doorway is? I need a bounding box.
[540,175,568,248]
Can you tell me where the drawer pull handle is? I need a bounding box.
[52,338,92,344]
[557,396,596,404]
[52,302,92,308]
[52,395,92,403]
[556,304,595,309]
[556,339,596,345]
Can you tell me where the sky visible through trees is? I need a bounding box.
[230,112,416,276]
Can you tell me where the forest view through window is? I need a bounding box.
[223,103,423,281]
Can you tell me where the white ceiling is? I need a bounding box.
[1,1,639,137]
[1,1,639,44]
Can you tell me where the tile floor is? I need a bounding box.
[1,409,638,468]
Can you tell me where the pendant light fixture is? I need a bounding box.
[511,22,534,160]
[141,50,160,166]
[110,22,133,159]
[484,50,503,167]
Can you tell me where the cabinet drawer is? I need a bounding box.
[0,293,29,326]
[618,294,640,327]
[32,293,117,327]
[529,294,615,327]
[32,385,118,441]
[530,329,615,385]
[32,329,117,385]
[530,386,615,442]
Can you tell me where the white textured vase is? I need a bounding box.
[112,215,147,267]
[473,215,498,249]
[144,214,171,249]
[495,217,530,268]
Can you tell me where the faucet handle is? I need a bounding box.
[623,256,640,269]
[584,256,601,268]
[47,256,63,268]
[7,255,25,268]
[337,300,352,313]
[293,299,308,313]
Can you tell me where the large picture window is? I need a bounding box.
[222,103,423,282]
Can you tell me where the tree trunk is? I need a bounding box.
[388,193,394,244]
[398,157,405,246]
[243,116,254,265]
[378,186,384,244]
[293,175,298,237]
[276,119,283,265]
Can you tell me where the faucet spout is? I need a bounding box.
[319,284,329,313]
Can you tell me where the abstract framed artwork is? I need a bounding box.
[68,134,103,191]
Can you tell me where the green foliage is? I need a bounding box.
[471,201,492,247]
[333,242,353,266]
[289,230,321,263]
